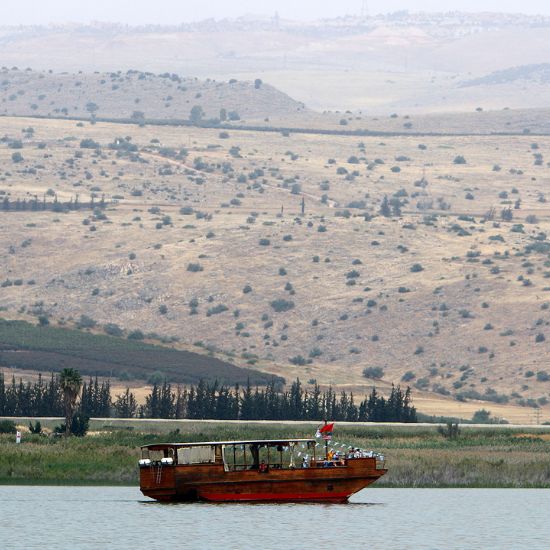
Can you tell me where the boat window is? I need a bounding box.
[222,442,315,471]
[177,446,216,465]
[223,444,248,471]
[141,448,174,461]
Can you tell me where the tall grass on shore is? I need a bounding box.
[1,422,549,487]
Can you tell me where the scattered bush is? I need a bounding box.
[104,323,123,337]
[270,299,295,313]
[77,315,97,329]
[362,366,384,380]
[80,138,100,149]
[187,263,204,272]
[207,304,229,316]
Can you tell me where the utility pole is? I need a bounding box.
[360,0,370,18]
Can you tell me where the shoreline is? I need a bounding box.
[2,421,550,489]
[2,481,550,489]
[3,416,550,430]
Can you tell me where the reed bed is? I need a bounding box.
[1,421,549,487]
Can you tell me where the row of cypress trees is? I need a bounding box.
[143,379,417,422]
[0,373,110,418]
[1,195,106,211]
[0,373,417,422]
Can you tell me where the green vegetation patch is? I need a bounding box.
[0,319,282,386]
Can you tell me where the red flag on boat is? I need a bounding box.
[316,422,334,440]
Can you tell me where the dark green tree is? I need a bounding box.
[190,105,204,125]
[379,195,391,217]
[59,368,82,436]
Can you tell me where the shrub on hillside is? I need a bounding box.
[104,323,123,337]
[270,299,295,313]
[362,366,384,380]
[80,138,100,149]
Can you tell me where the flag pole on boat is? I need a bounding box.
[316,421,334,460]
[325,420,329,460]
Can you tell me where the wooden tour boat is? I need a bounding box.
[139,438,387,503]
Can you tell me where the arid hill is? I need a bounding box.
[1,114,549,423]
[0,68,306,121]
[461,64,550,87]
[4,66,550,136]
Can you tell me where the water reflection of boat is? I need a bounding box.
[139,439,387,503]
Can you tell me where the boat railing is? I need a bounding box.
[375,453,386,469]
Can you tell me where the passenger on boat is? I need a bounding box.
[302,457,309,468]
[333,451,345,466]
[249,444,260,470]
[259,460,269,473]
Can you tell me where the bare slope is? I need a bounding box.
[3,66,550,135]
[0,69,306,121]
[461,64,550,87]
[1,116,550,416]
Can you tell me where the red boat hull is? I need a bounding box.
[199,490,351,503]
[140,458,386,503]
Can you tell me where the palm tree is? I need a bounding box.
[59,368,82,436]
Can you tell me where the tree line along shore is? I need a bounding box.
[0,372,417,423]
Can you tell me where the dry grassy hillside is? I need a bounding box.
[0,68,305,121]
[268,107,550,135]
[1,115,550,419]
[3,68,550,136]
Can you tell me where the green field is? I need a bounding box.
[0,318,282,386]
[1,420,549,488]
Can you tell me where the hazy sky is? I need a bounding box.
[1,0,549,25]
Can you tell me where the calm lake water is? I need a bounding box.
[0,487,549,549]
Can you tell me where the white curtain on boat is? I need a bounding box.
[177,446,216,464]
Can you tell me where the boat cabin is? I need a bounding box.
[140,439,333,471]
